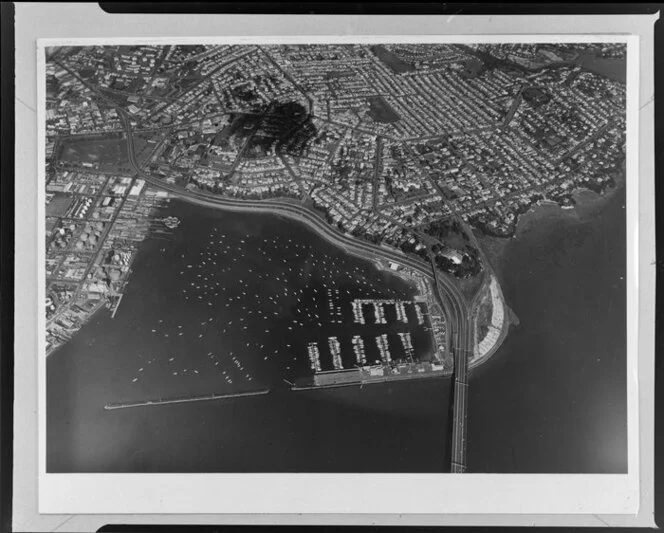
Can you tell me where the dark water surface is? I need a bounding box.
[47,185,626,473]
[47,48,628,474]
[47,201,448,473]
[467,187,627,473]
[576,52,626,83]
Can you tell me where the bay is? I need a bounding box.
[467,186,627,473]
[47,200,449,473]
[47,185,627,473]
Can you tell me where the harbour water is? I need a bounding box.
[47,183,626,474]
[47,200,447,473]
[467,185,627,473]
[46,49,627,474]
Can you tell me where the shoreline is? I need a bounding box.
[468,275,514,372]
[48,169,622,379]
[45,299,108,358]
[467,177,625,369]
[44,189,440,358]
[477,179,625,272]
[158,189,438,281]
[466,170,627,473]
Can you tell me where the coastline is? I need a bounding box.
[44,189,439,360]
[468,275,514,371]
[467,174,625,370]
[477,179,625,273]
[46,176,620,380]
[466,176,626,473]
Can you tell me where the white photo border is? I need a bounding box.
[35,33,640,516]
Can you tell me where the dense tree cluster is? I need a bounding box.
[422,218,467,242]
[226,100,317,158]
[432,244,482,279]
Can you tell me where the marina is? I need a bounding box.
[105,202,445,391]
[47,185,626,473]
[49,202,448,473]
[44,41,628,476]
[352,335,367,366]
[306,342,322,372]
[376,333,392,364]
[329,337,343,370]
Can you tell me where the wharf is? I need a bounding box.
[110,294,124,319]
[291,363,450,391]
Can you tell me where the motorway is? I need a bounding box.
[111,85,474,473]
[117,108,438,279]
[428,253,471,473]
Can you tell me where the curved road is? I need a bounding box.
[119,103,474,473]
[428,254,471,473]
[118,109,441,281]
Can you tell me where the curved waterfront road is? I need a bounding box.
[118,107,474,473]
[59,57,477,472]
[118,108,440,280]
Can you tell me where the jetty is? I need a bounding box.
[104,388,270,410]
[110,294,123,319]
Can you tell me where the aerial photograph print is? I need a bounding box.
[43,41,628,474]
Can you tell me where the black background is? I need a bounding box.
[1,2,661,532]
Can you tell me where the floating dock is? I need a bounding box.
[104,388,270,410]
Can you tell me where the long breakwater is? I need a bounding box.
[104,388,270,410]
